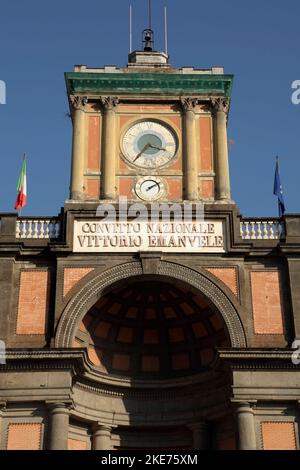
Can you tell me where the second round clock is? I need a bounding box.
[135,176,166,201]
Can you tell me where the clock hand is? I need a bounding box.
[146,182,160,192]
[148,144,166,151]
[132,143,150,162]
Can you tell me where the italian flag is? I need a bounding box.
[14,157,27,210]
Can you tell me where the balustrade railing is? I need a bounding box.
[11,217,285,241]
[240,218,284,240]
[16,218,61,239]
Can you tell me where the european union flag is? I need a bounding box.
[273,158,285,218]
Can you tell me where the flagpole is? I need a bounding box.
[19,154,26,217]
[273,155,285,219]
[276,156,280,218]
[15,153,27,216]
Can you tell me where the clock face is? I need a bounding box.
[135,177,166,201]
[122,120,177,169]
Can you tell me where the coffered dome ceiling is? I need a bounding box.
[75,280,230,379]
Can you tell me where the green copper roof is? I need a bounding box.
[65,72,233,97]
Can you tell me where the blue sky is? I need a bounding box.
[0,0,299,216]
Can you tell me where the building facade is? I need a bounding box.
[1,41,300,451]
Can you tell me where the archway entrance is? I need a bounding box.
[71,277,236,449]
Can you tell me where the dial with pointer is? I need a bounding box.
[135,177,166,201]
[122,120,177,168]
[132,143,166,163]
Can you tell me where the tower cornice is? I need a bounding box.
[65,72,233,99]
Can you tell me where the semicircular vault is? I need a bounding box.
[74,280,230,379]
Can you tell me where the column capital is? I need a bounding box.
[46,401,73,414]
[70,95,88,111]
[232,400,257,411]
[93,423,114,433]
[100,96,119,111]
[180,97,199,112]
[211,97,230,113]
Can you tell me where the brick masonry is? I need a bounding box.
[87,115,101,171]
[63,267,95,297]
[7,423,42,450]
[200,179,214,199]
[199,117,213,171]
[206,267,238,298]
[261,422,296,450]
[16,270,50,335]
[68,438,87,450]
[250,271,284,334]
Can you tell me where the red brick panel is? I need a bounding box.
[7,423,42,450]
[261,422,296,450]
[87,115,100,170]
[68,438,87,450]
[85,178,100,199]
[206,267,238,298]
[200,179,214,199]
[199,117,213,171]
[16,270,50,335]
[168,179,182,200]
[119,177,134,199]
[63,267,94,297]
[250,271,284,334]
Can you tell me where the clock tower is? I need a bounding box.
[66,32,233,205]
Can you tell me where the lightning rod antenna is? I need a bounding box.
[148,0,152,30]
[129,4,133,53]
[164,6,168,55]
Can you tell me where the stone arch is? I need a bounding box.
[55,261,246,348]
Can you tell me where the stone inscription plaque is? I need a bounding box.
[73,219,226,253]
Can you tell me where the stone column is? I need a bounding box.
[70,95,88,200]
[0,402,6,450]
[189,422,210,450]
[212,97,231,202]
[101,96,119,200]
[93,424,112,450]
[236,402,257,450]
[47,402,70,450]
[181,98,199,201]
